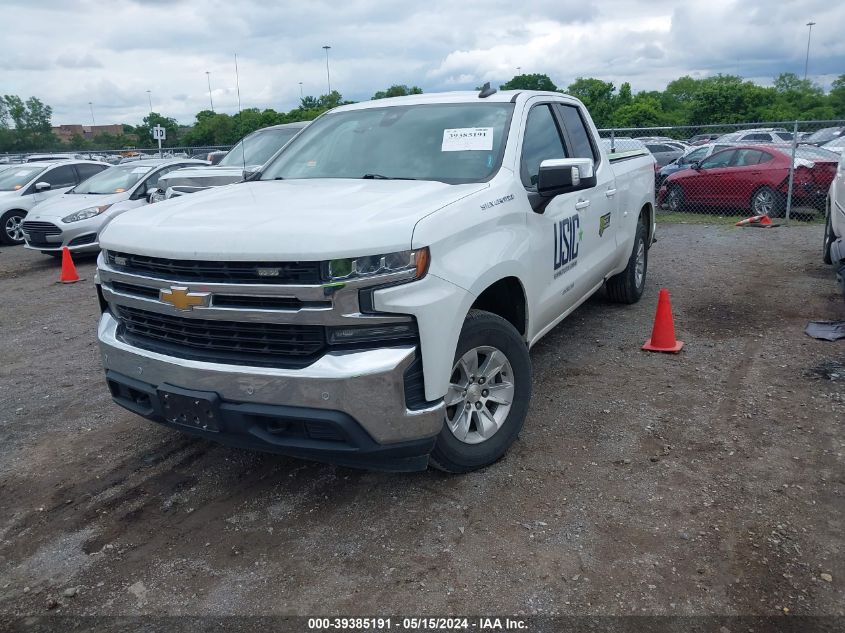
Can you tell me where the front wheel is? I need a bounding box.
[430,310,531,473]
[0,209,26,246]
[823,199,835,265]
[666,184,684,212]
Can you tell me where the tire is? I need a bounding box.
[666,184,684,212]
[606,219,648,304]
[751,186,783,218]
[0,209,26,246]
[823,199,835,265]
[430,310,531,473]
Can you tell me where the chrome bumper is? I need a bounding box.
[97,312,444,445]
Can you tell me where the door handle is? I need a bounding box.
[605,188,617,197]
[575,199,590,210]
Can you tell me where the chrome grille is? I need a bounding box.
[114,305,326,367]
[106,251,324,285]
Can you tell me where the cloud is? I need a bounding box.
[1,0,843,127]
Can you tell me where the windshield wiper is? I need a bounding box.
[361,173,418,180]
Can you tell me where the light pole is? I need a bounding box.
[516,66,521,75]
[299,82,304,100]
[88,101,95,126]
[146,90,153,115]
[322,45,332,94]
[804,21,816,81]
[206,71,214,112]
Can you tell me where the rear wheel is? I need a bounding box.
[430,310,531,473]
[0,209,26,246]
[751,186,783,218]
[606,219,648,304]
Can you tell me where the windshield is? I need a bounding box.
[806,127,842,143]
[794,146,839,161]
[219,128,302,167]
[0,165,44,191]
[260,103,514,184]
[71,164,153,194]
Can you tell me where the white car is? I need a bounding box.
[821,137,845,155]
[151,122,308,201]
[22,158,207,256]
[823,151,845,269]
[0,160,109,246]
[714,128,794,145]
[96,88,656,472]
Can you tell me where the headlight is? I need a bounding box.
[327,247,429,282]
[62,204,112,223]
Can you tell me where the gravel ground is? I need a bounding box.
[0,223,842,622]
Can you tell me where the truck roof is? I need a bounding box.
[332,90,578,112]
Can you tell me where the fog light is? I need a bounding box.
[327,323,417,345]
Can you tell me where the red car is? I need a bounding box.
[657,144,839,216]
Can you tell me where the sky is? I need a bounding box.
[3,0,844,127]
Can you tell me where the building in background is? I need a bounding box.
[52,124,124,143]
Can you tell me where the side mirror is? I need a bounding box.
[690,161,702,170]
[34,181,51,192]
[537,158,596,197]
[131,183,147,200]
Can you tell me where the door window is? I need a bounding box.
[683,147,708,163]
[556,104,597,161]
[41,165,78,187]
[75,163,108,182]
[520,105,567,188]
[732,149,764,167]
[699,150,736,169]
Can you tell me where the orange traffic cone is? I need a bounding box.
[642,288,684,353]
[735,214,773,227]
[59,247,82,284]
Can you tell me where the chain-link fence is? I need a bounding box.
[0,145,234,166]
[598,120,845,222]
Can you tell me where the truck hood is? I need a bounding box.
[27,192,129,220]
[101,178,487,260]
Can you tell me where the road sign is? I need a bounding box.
[152,125,166,140]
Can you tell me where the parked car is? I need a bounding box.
[0,160,108,245]
[655,142,735,188]
[644,142,685,168]
[95,89,656,472]
[823,150,845,271]
[21,158,207,256]
[25,154,73,162]
[821,137,845,155]
[805,126,845,147]
[713,128,793,145]
[658,144,839,216]
[150,122,308,201]
[688,133,721,145]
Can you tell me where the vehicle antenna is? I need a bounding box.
[235,53,246,175]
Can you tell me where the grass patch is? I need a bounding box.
[657,208,824,225]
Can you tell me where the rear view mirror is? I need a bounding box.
[34,181,51,192]
[537,158,596,197]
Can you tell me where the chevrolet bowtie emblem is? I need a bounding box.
[159,286,210,311]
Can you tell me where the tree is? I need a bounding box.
[830,74,845,116]
[565,78,617,127]
[500,74,558,91]
[133,112,179,148]
[1,95,56,150]
[372,85,423,100]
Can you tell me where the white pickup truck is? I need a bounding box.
[95,88,656,472]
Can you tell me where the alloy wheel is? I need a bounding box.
[444,346,515,445]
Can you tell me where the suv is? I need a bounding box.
[0,160,108,245]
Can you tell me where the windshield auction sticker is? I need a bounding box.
[441,127,494,151]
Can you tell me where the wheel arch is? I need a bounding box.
[469,276,528,337]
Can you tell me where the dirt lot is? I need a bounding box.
[0,224,843,622]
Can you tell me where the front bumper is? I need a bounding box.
[98,312,444,470]
[23,218,101,253]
